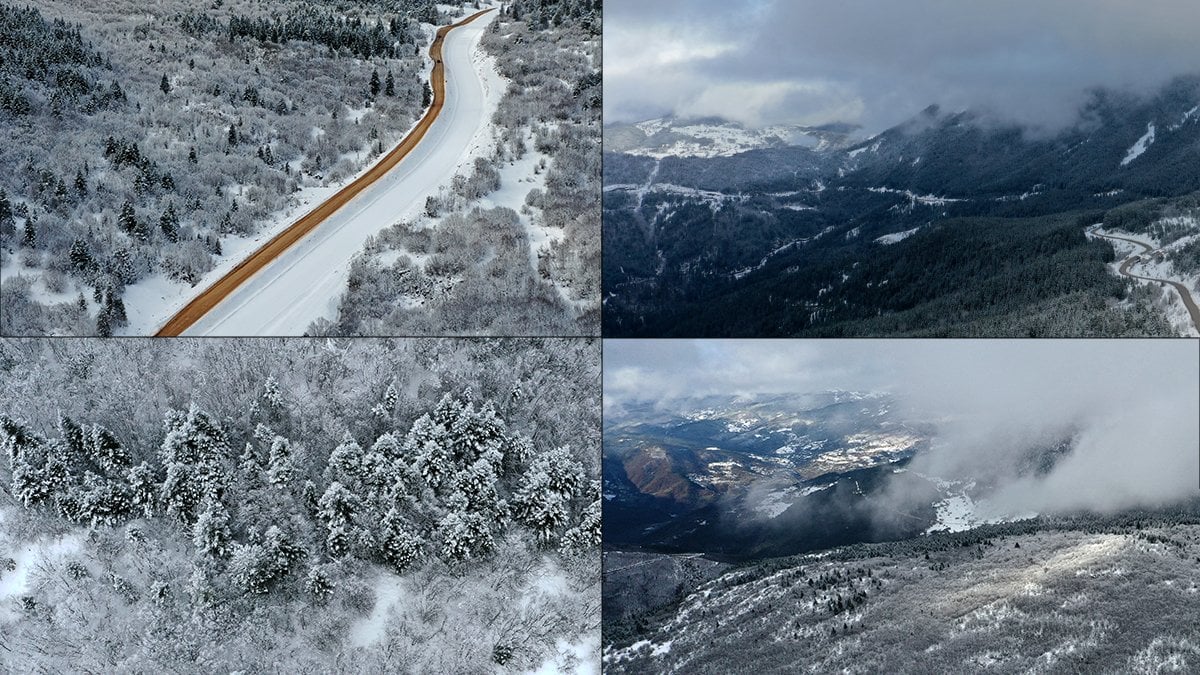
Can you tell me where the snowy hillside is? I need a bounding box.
[606,512,1200,674]
[605,116,858,159]
[0,0,470,336]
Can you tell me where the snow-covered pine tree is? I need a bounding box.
[159,202,179,242]
[266,435,294,488]
[326,431,364,485]
[261,376,284,409]
[1,416,39,469]
[370,432,401,460]
[4,420,67,508]
[379,506,423,572]
[228,542,272,594]
[263,524,305,578]
[436,508,495,563]
[238,442,262,482]
[369,69,380,98]
[317,481,360,557]
[405,413,453,492]
[82,471,134,526]
[304,565,334,599]
[503,433,534,477]
[452,457,504,521]
[510,446,585,546]
[559,482,601,554]
[85,423,130,474]
[192,496,233,558]
[127,461,157,517]
[159,405,231,526]
[449,399,507,469]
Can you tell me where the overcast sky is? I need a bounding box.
[605,339,1200,513]
[604,0,1200,133]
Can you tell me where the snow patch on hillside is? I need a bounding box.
[1168,105,1198,131]
[1121,122,1156,166]
[876,227,921,245]
[754,487,801,519]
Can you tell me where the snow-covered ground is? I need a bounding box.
[875,227,921,245]
[0,509,84,624]
[1120,122,1156,166]
[866,186,964,207]
[127,6,501,335]
[348,570,407,647]
[1088,225,1200,337]
[348,558,596,672]
[527,634,601,675]
[916,476,1038,535]
[622,118,824,159]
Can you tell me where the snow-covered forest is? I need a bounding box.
[606,508,1200,673]
[315,0,602,336]
[0,337,600,671]
[0,0,477,335]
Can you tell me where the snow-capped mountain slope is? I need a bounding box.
[605,116,858,159]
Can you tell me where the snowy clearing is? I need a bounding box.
[1120,122,1156,166]
[875,227,921,245]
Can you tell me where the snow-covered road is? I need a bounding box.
[177,9,497,335]
[1089,226,1200,335]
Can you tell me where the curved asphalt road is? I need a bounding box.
[1091,228,1200,333]
[156,8,496,336]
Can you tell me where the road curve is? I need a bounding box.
[1091,228,1200,333]
[155,8,495,336]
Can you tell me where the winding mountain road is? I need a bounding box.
[1091,228,1200,332]
[155,7,496,336]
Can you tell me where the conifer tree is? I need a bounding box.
[192,496,232,558]
[511,446,584,545]
[380,506,423,571]
[160,202,179,242]
[128,461,157,517]
[267,435,294,488]
[326,432,364,485]
[159,405,231,526]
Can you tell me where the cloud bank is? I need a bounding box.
[605,339,1200,515]
[604,0,1200,133]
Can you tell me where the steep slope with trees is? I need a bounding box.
[603,76,1200,337]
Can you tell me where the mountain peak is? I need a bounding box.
[606,115,860,159]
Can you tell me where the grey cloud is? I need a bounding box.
[605,339,1200,515]
[604,0,1200,132]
